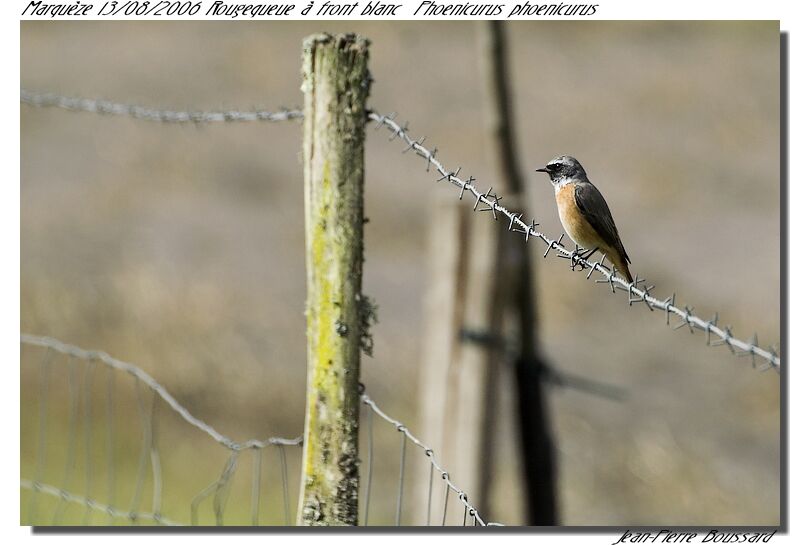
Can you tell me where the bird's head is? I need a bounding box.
[535,155,587,185]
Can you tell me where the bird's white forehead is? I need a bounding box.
[548,155,574,166]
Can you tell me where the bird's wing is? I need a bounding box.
[574,182,631,264]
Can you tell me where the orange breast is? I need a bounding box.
[555,184,604,250]
[554,183,632,281]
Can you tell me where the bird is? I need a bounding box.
[535,155,633,283]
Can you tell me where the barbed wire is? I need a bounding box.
[18,89,781,371]
[21,334,497,526]
[21,89,302,124]
[366,111,781,372]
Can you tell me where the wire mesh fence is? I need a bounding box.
[20,334,304,526]
[20,334,499,526]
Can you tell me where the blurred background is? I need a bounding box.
[20,21,780,526]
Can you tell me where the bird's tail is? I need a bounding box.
[604,246,633,283]
[616,260,633,284]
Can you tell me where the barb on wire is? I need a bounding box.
[21,89,303,124]
[360,392,502,527]
[367,110,780,372]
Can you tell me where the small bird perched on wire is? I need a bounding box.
[535,155,633,283]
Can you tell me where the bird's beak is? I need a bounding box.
[535,167,549,173]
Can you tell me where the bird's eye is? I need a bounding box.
[551,163,561,170]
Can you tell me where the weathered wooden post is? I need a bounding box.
[297,33,371,526]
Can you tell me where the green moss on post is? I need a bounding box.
[297,33,370,526]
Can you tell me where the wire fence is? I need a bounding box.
[20,87,779,526]
[20,88,780,371]
[21,334,498,526]
[21,89,303,124]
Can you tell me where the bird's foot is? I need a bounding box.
[569,246,599,272]
[579,247,599,262]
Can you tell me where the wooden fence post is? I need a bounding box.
[297,33,371,526]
